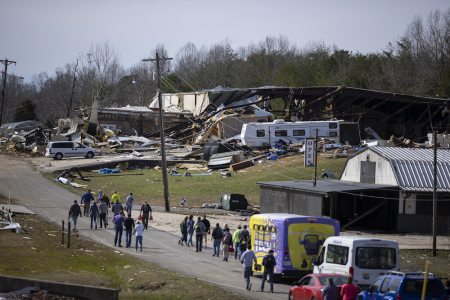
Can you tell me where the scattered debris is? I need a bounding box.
[202,203,222,209]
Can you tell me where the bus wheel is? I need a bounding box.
[288,292,294,300]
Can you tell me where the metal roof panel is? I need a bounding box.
[370,146,450,192]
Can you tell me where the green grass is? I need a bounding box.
[400,249,450,279]
[0,201,250,299]
[44,154,347,208]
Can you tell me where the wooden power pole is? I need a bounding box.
[0,58,17,126]
[143,52,173,212]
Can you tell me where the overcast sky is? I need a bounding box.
[1,0,449,83]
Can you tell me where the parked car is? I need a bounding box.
[289,273,360,300]
[356,271,447,300]
[45,141,98,160]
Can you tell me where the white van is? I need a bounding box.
[45,141,98,160]
[312,236,399,289]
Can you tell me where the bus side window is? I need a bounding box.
[275,227,282,250]
[265,226,271,242]
[270,227,276,241]
[258,225,265,246]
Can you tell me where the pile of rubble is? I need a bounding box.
[0,120,49,157]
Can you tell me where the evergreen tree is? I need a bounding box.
[14,99,37,122]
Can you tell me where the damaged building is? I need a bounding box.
[154,86,450,142]
[83,105,193,136]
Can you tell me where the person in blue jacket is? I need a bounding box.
[81,190,94,217]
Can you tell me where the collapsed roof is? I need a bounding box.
[152,86,450,141]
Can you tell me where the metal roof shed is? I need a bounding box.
[257,179,398,231]
[340,146,450,192]
[339,146,450,233]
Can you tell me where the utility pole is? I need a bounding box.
[314,128,319,186]
[432,130,437,256]
[143,51,173,212]
[0,58,17,126]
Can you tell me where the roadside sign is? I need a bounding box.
[304,138,315,167]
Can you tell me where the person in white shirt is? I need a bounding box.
[240,244,257,291]
[134,220,145,252]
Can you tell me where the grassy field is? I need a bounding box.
[400,249,450,279]
[43,153,348,208]
[0,198,250,299]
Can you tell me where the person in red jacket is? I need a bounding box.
[341,276,358,300]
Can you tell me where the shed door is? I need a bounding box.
[360,161,376,183]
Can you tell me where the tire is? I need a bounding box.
[311,297,316,300]
[55,153,63,160]
[86,152,94,159]
[288,292,294,300]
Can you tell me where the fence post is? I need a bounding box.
[62,220,65,246]
[67,222,71,248]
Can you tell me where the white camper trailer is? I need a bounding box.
[240,120,360,148]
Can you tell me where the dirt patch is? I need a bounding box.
[133,281,167,291]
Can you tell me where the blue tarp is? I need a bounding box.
[99,168,120,174]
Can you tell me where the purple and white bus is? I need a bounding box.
[250,213,340,279]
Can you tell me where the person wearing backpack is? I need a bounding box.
[259,249,276,293]
[222,227,233,261]
[140,201,152,230]
[194,216,206,252]
[238,225,250,260]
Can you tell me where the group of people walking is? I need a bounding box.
[68,190,152,251]
[178,215,276,293]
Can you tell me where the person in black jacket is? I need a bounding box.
[260,249,276,293]
[238,225,250,259]
[201,214,211,249]
[124,214,135,248]
[140,201,152,230]
[68,200,82,231]
[211,223,223,257]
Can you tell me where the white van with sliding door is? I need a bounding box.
[312,236,399,290]
[45,141,98,160]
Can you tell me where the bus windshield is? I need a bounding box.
[355,247,396,269]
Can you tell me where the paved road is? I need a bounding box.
[0,155,290,299]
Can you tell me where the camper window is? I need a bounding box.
[326,244,349,265]
[293,130,305,136]
[329,123,338,129]
[275,130,287,137]
[329,132,338,137]
[257,130,265,137]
